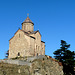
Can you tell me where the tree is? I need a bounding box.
[53,40,75,75]
[5,50,9,58]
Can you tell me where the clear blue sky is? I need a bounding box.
[0,0,75,59]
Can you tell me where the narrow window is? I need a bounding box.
[37,53,38,56]
[24,26,25,30]
[19,34,20,38]
[18,52,20,56]
[36,45,37,50]
[38,46,40,50]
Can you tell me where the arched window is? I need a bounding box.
[38,46,40,50]
[18,52,20,56]
[24,26,25,30]
[19,34,20,38]
[36,45,37,50]
[37,53,38,56]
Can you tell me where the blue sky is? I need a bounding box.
[0,0,75,59]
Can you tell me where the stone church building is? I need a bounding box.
[8,16,45,58]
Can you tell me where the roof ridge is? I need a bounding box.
[9,29,35,41]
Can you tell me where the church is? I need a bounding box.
[8,16,45,58]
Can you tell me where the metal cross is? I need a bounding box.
[27,13,29,17]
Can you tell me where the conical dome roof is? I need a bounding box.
[22,17,34,25]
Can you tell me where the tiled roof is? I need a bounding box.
[30,31,38,34]
[41,41,45,43]
[22,17,34,25]
[30,30,41,36]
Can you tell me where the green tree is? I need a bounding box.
[53,40,75,75]
[5,50,9,58]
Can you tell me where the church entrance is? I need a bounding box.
[37,53,38,56]
[18,52,20,57]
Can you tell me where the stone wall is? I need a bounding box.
[0,59,31,66]
[30,32,45,56]
[22,23,34,32]
[9,29,45,59]
[0,56,63,75]
[9,29,35,58]
[41,41,45,55]
[0,55,45,66]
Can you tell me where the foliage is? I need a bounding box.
[5,50,9,58]
[53,40,75,75]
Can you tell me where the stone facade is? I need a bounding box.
[8,16,45,58]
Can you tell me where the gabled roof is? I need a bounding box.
[9,29,35,41]
[30,30,41,36]
[22,17,34,25]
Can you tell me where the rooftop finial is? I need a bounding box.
[27,13,29,17]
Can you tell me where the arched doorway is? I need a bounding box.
[18,52,20,56]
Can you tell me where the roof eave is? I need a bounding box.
[21,22,34,25]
